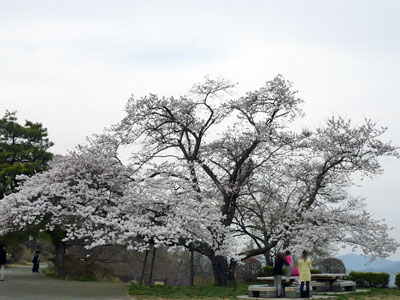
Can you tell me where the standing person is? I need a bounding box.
[285,250,293,275]
[299,250,312,298]
[292,261,300,277]
[285,250,292,265]
[273,252,289,298]
[0,244,6,281]
[32,250,41,274]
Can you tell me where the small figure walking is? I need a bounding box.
[0,244,6,281]
[32,250,41,273]
[299,250,312,298]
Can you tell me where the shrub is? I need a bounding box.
[47,253,97,281]
[236,258,262,282]
[348,271,390,288]
[259,265,274,277]
[311,268,321,274]
[395,273,400,289]
[194,274,214,286]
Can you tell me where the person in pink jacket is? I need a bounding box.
[285,250,292,265]
[292,262,300,276]
[285,250,293,276]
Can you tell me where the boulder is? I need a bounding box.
[320,258,346,274]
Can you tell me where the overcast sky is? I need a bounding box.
[1,0,399,260]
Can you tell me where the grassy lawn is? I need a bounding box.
[128,283,250,299]
[128,284,400,300]
[334,288,400,300]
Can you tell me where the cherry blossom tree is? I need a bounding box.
[1,76,397,285]
[112,77,398,282]
[0,136,230,274]
[234,117,399,263]
[112,75,304,284]
[0,137,133,273]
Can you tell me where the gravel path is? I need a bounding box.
[0,266,130,300]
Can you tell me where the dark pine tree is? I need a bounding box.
[0,111,54,199]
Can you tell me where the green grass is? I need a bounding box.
[128,282,252,299]
[129,284,400,300]
[333,288,400,299]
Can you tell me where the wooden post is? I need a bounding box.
[149,246,157,285]
[140,250,148,284]
[190,244,194,286]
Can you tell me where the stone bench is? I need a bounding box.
[285,286,300,298]
[311,281,326,292]
[248,285,276,298]
[257,276,295,284]
[332,280,356,292]
[292,281,324,292]
[285,286,313,298]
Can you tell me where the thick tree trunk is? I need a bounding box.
[52,237,66,275]
[212,255,230,286]
[48,229,66,275]
[228,259,237,286]
[192,241,236,286]
[149,246,157,285]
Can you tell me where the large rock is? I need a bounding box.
[320,258,346,274]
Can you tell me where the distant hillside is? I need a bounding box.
[337,253,400,286]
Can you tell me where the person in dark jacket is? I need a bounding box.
[32,250,41,273]
[0,244,6,281]
[273,252,289,297]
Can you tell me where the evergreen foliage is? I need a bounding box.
[0,111,53,199]
[348,271,390,288]
[259,265,274,277]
